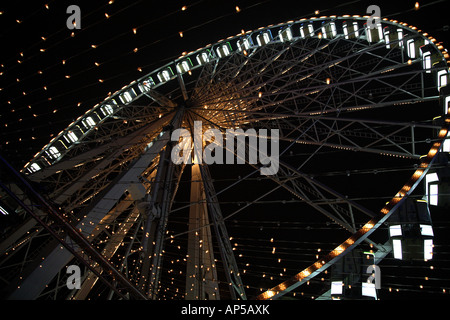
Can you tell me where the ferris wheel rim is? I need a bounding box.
[21,14,449,176]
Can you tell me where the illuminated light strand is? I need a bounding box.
[0,0,145,80]
[0,0,288,104]
[0,0,204,85]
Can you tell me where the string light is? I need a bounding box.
[0,0,278,118]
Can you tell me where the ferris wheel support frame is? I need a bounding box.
[0,155,148,300]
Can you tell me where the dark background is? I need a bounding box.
[1,0,449,169]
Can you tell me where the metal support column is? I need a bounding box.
[185,163,220,300]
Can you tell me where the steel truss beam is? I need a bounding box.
[5,113,178,299]
[0,156,147,300]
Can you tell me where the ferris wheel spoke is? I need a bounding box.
[217,130,376,233]
[232,43,423,117]
[143,88,178,108]
[210,111,428,162]
[276,70,424,115]
[199,69,427,119]
[277,169,356,231]
[223,37,388,103]
[192,39,336,106]
[278,160,376,218]
[230,81,388,119]
[264,110,430,158]
[279,132,420,159]
[226,155,363,236]
[207,99,435,160]
[308,117,414,155]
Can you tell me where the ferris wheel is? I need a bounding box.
[0,13,449,300]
